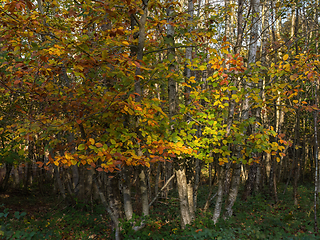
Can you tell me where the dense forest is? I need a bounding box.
[0,0,320,239]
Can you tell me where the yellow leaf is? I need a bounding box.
[189,76,196,83]
[102,50,108,59]
[284,63,290,71]
[89,138,95,145]
[54,161,59,166]
[283,54,289,61]
[276,157,280,162]
[65,153,72,160]
[199,66,206,71]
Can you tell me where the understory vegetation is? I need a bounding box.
[0,183,317,239]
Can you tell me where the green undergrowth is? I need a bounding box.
[0,191,111,239]
[0,184,319,239]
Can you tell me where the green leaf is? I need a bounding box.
[78,144,85,150]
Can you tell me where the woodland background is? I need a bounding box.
[0,0,320,239]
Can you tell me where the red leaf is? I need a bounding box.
[25,0,34,10]
[96,167,103,172]
[14,80,21,85]
[76,119,82,124]
[36,161,44,168]
[15,63,24,68]
[134,61,141,68]
[40,56,48,62]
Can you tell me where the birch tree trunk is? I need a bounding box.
[176,167,192,228]
[221,0,245,220]
[122,166,133,221]
[313,77,319,233]
[293,109,300,205]
[184,0,196,222]
[241,0,260,199]
[212,165,225,224]
[135,1,149,217]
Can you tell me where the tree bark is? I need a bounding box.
[176,167,192,229]
[212,165,225,224]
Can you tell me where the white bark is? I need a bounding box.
[212,166,224,224]
[176,168,192,229]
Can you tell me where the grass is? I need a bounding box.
[0,183,319,239]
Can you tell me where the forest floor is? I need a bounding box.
[0,183,319,239]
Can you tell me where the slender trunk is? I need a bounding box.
[155,163,160,199]
[149,173,175,207]
[219,0,244,221]
[203,162,217,212]
[139,167,149,216]
[85,168,93,205]
[212,165,225,224]
[166,0,176,196]
[53,165,66,200]
[223,0,260,220]
[0,163,12,192]
[132,0,149,219]
[12,166,20,188]
[122,167,133,220]
[176,167,192,229]
[272,159,279,203]
[106,173,123,220]
[193,157,201,210]
[92,170,120,240]
[187,181,195,220]
[223,163,241,219]
[293,110,300,205]
[313,78,319,233]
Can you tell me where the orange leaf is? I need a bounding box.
[195,229,203,233]
[95,142,103,147]
[96,167,103,172]
[36,161,44,168]
[158,147,164,155]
